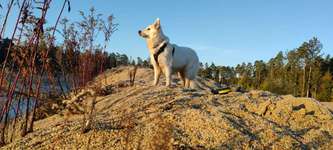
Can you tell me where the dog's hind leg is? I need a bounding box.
[178,71,185,87]
[189,79,200,89]
[185,78,190,88]
[184,65,199,89]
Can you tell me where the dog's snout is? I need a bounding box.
[138,30,142,34]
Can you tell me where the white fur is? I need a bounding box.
[139,18,199,88]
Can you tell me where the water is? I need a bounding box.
[1,97,36,120]
[0,75,71,120]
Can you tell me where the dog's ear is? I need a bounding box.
[154,18,160,29]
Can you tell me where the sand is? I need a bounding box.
[3,67,333,149]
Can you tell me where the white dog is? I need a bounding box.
[138,18,199,88]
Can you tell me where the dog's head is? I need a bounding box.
[138,18,161,39]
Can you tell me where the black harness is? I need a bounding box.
[153,42,175,65]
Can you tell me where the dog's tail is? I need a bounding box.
[190,78,213,94]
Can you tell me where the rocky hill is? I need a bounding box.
[3,67,333,149]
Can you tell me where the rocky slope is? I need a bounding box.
[3,67,333,149]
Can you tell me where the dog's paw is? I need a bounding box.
[166,84,176,88]
[182,88,196,92]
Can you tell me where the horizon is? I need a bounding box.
[1,0,333,67]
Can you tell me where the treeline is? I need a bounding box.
[199,37,333,102]
[45,46,151,76]
[0,38,150,77]
[0,38,150,90]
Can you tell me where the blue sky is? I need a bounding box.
[1,0,333,66]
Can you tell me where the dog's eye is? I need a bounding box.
[147,28,150,30]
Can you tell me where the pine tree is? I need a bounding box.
[254,60,266,89]
[317,71,333,101]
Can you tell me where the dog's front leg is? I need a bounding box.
[165,67,172,87]
[153,66,161,86]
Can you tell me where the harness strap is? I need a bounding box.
[172,47,175,56]
[153,43,175,65]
